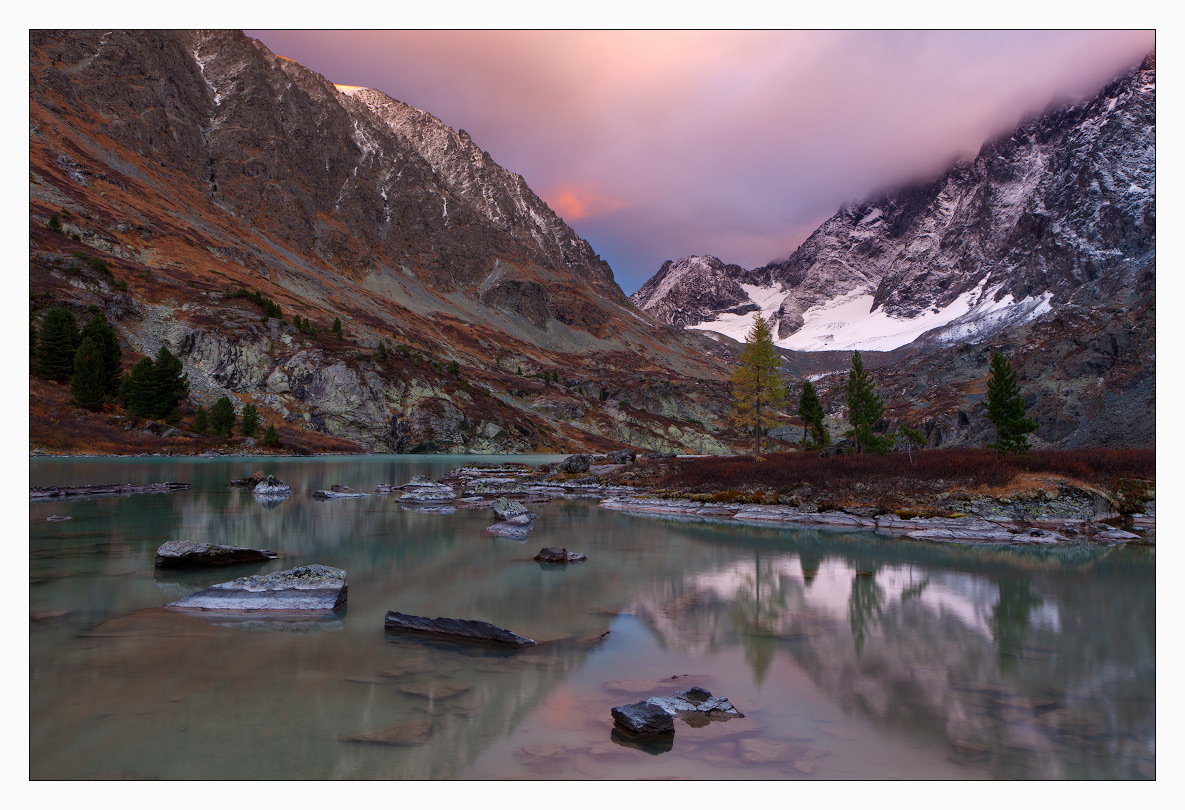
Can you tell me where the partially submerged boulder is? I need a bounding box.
[611,687,743,738]
[155,540,278,568]
[166,564,347,611]
[534,547,586,563]
[313,484,368,499]
[253,476,292,496]
[384,611,536,647]
[492,497,538,521]
[397,477,456,503]
[486,514,535,538]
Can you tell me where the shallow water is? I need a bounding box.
[29,456,1155,780]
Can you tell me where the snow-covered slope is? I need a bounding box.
[635,55,1155,354]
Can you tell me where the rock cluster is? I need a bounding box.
[611,686,744,739]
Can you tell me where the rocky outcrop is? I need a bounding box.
[629,256,753,328]
[154,540,278,567]
[166,564,347,610]
[383,611,536,647]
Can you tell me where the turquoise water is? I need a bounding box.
[29,456,1155,779]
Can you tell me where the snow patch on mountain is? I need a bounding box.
[691,281,1055,352]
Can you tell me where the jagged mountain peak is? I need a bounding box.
[628,255,759,329]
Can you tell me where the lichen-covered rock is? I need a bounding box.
[155,540,278,568]
[492,497,537,521]
[253,475,292,495]
[383,611,536,647]
[166,564,347,611]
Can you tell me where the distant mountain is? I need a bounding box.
[29,30,735,454]
[635,56,1155,355]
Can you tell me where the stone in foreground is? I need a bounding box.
[384,611,536,647]
[166,564,347,611]
[611,687,743,738]
[534,547,587,563]
[252,475,292,496]
[155,540,278,568]
[610,701,675,737]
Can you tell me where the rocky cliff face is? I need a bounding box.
[629,256,758,328]
[29,29,734,454]
[636,57,1154,355]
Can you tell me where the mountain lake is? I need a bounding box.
[29,455,1155,780]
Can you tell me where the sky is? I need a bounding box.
[247,30,1152,295]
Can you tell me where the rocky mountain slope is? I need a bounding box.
[633,56,1154,449]
[635,56,1154,355]
[29,29,737,454]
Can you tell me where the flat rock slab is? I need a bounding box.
[166,564,347,611]
[534,547,586,563]
[154,540,278,568]
[611,701,675,737]
[313,485,367,499]
[31,482,190,501]
[384,611,536,647]
[486,518,533,538]
[339,718,433,746]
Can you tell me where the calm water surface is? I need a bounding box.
[29,456,1155,780]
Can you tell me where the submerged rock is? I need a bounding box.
[383,611,536,647]
[46,515,72,521]
[534,547,586,563]
[166,564,347,611]
[486,515,535,538]
[252,476,292,496]
[154,540,278,568]
[313,484,367,499]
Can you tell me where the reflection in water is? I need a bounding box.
[30,457,1154,780]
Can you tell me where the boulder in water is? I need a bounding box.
[383,611,536,647]
[155,540,278,568]
[534,547,586,563]
[166,564,347,611]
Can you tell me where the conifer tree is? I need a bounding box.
[79,314,122,396]
[123,357,156,417]
[192,405,209,434]
[730,315,786,458]
[150,346,189,421]
[845,350,889,454]
[71,337,106,410]
[332,317,343,338]
[36,308,79,382]
[210,396,236,438]
[797,379,829,449]
[240,403,260,437]
[984,351,1038,454]
[376,340,388,360]
[261,423,279,448]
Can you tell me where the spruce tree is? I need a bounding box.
[210,396,236,438]
[797,379,829,449]
[240,403,260,437]
[845,350,889,454]
[79,314,122,396]
[332,317,343,338]
[984,351,1038,454]
[71,337,106,410]
[150,346,189,421]
[123,357,157,417]
[192,405,209,434]
[36,308,79,382]
[261,423,279,448]
[730,315,786,458]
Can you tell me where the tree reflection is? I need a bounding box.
[990,578,1042,673]
[848,572,885,656]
